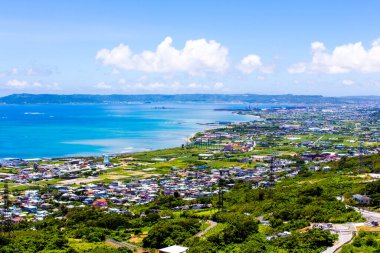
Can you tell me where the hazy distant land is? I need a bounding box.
[1,93,380,104]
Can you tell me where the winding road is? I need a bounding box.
[322,223,357,253]
[322,197,380,253]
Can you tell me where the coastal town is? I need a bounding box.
[2,0,380,252]
[1,103,380,252]
[0,153,298,223]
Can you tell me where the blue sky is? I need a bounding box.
[1,0,380,96]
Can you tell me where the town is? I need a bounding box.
[1,103,380,253]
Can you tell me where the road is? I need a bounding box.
[353,207,380,221]
[196,220,217,237]
[106,220,218,252]
[322,201,380,253]
[322,223,356,253]
[337,196,380,220]
[312,135,324,146]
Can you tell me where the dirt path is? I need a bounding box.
[196,220,217,237]
[105,238,141,251]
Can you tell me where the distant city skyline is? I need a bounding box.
[1,0,380,96]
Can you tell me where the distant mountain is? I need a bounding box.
[0,93,379,104]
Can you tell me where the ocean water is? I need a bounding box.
[0,103,254,158]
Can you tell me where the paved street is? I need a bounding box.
[322,224,356,253]
[353,207,380,220]
[322,204,380,253]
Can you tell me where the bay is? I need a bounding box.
[0,103,255,158]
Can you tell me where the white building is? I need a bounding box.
[159,245,189,253]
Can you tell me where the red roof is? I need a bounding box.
[95,198,107,203]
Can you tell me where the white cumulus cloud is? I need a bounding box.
[237,54,274,74]
[96,36,229,75]
[289,38,380,74]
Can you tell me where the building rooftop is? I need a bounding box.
[159,245,189,253]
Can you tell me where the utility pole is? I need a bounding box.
[359,141,364,172]
[2,180,13,238]
[269,156,275,185]
[217,170,228,211]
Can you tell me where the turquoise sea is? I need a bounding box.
[0,103,255,158]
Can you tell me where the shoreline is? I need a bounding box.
[1,102,255,160]
[0,124,226,162]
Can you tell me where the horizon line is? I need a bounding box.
[2,93,380,98]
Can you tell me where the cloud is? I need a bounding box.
[121,82,225,93]
[94,82,112,89]
[289,38,380,74]
[6,79,28,88]
[4,79,60,90]
[311,41,326,51]
[0,67,55,77]
[342,79,355,86]
[237,54,274,74]
[288,63,307,74]
[96,36,229,75]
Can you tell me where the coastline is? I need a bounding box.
[1,122,231,161]
[1,102,253,159]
